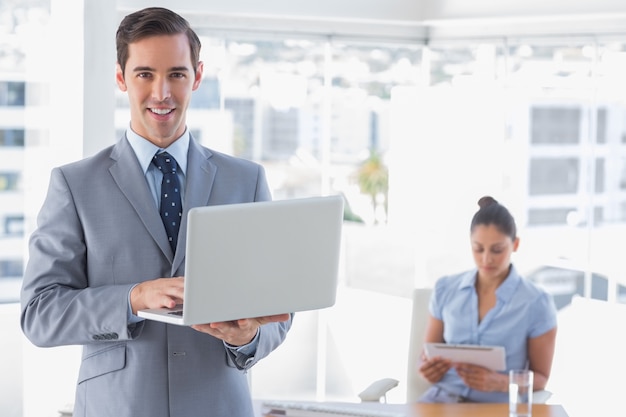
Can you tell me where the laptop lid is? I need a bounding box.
[138,195,344,325]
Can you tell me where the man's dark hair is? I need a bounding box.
[116,7,201,75]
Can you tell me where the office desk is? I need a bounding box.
[410,403,568,417]
[257,401,570,417]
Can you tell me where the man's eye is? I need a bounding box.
[137,72,152,78]
[171,73,185,78]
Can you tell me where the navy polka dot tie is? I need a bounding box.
[152,152,182,252]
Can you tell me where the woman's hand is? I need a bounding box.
[454,363,507,392]
[419,354,452,384]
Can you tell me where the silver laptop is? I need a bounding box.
[138,195,344,325]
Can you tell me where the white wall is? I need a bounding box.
[0,304,22,417]
[119,0,626,23]
[116,0,626,41]
[20,2,117,416]
[83,1,117,157]
[388,84,508,287]
[421,0,626,20]
[118,0,427,23]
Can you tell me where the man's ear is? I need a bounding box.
[192,61,204,91]
[115,63,127,92]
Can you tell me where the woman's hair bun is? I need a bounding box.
[477,195,498,209]
[471,195,516,240]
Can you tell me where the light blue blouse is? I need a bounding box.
[428,265,557,402]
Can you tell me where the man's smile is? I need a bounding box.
[149,108,174,115]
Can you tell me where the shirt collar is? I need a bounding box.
[458,264,522,301]
[125,126,190,175]
[459,269,477,289]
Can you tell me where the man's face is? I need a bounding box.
[116,33,203,148]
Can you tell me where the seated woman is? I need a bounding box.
[418,196,557,403]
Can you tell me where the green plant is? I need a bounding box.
[355,149,388,224]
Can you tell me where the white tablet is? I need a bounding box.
[424,343,506,371]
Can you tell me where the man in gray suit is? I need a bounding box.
[20,7,292,417]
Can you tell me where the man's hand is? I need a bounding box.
[130,277,184,314]
[191,313,290,346]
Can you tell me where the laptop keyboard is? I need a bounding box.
[168,310,183,316]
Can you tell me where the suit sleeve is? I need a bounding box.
[20,168,140,347]
[224,313,294,370]
[253,164,272,202]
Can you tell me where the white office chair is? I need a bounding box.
[404,288,433,402]
[359,287,552,404]
[358,288,432,402]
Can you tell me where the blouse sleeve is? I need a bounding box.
[528,290,558,338]
[429,277,446,321]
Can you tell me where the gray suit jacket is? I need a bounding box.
[21,136,293,417]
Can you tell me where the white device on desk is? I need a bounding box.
[358,378,399,402]
[138,195,344,325]
[261,400,406,417]
[58,403,74,416]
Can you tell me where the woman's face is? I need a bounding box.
[471,223,519,281]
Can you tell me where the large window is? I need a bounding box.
[0,81,25,106]
[0,129,25,146]
[5,2,626,416]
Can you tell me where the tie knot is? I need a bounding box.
[152,152,178,175]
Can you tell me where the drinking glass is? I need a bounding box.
[509,369,533,417]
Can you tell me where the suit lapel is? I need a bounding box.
[172,138,216,272]
[109,138,174,261]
